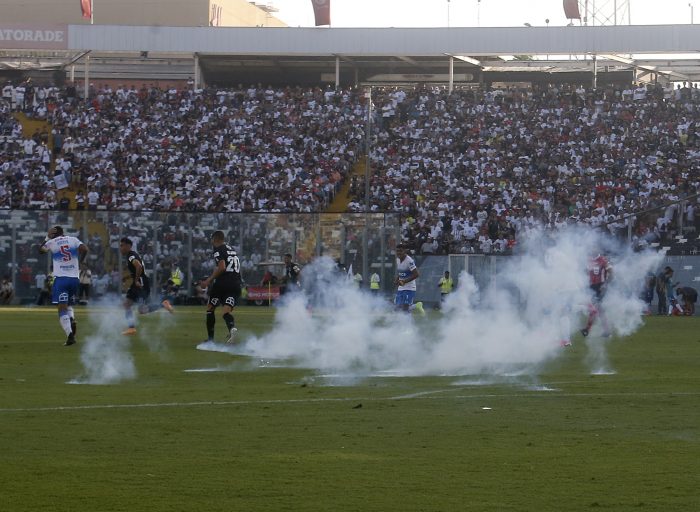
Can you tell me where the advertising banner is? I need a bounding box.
[0,24,69,50]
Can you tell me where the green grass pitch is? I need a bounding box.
[1,306,699,512]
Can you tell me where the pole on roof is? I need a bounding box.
[449,56,454,95]
[194,53,200,90]
[592,54,598,89]
[84,0,93,103]
[335,56,340,89]
[84,56,89,103]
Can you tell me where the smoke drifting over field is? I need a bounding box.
[241,227,661,378]
[69,296,174,384]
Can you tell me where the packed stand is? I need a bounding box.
[1,82,364,212]
[348,83,700,254]
[0,96,58,210]
[3,80,700,257]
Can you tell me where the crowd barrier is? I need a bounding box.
[0,209,401,303]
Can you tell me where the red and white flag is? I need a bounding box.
[311,0,331,26]
[80,0,92,20]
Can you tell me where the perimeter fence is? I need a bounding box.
[0,209,401,302]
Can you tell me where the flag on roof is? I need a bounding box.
[311,0,331,26]
[80,0,92,20]
[563,0,581,19]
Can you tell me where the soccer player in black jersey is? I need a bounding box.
[119,237,174,336]
[200,230,242,344]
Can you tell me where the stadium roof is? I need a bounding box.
[66,24,700,55]
[3,24,700,84]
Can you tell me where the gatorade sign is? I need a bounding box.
[0,24,68,50]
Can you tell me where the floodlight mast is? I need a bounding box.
[581,0,631,27]
[577,0,632,87]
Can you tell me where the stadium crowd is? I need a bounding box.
[2,80,700,259]
[349,83,700,254]
[1,81,363,212]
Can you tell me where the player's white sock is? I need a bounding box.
[59,312,72,336]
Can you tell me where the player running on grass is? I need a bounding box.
[39,226,88,346]
[581,252,612,337]
[119,237,173,336]
[200,230,242,344]
[394,243,425,315]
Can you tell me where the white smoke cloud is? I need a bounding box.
[209,226,664,380]
[135,299,176,357]
[69,294,174,384]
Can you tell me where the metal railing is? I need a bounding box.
[0,209,401,303]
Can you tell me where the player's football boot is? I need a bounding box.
[225,327,238,344]
[161,299,174,313]
[64,334,76,346]
[121,327,137,336]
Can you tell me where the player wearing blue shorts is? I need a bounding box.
[394,243,425,315]
[39,226,88,346]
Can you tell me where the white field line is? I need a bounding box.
[391,388,459,399]
[1,390,699,414]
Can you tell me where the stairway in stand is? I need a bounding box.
[13,112,51,145]
[13,112,78,208]
[325,159,366,213]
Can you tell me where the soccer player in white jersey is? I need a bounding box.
[394,243,425,315]
[39,226,88,346]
